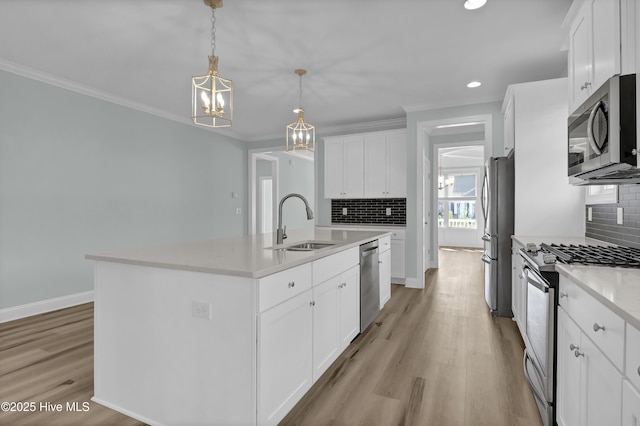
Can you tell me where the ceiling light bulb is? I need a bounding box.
[464,0,487,10]
[467,81,482,88]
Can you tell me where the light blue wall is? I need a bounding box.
[271,152,315,231]
[405,101,503,284]
[0,69,247,310]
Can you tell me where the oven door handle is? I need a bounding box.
[586,100,605,156]
[523,351,548,407]
[525,268,549,293]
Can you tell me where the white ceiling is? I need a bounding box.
[0,0,572,142]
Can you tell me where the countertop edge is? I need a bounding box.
[85,231,391,279]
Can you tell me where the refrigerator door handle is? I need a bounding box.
[481,170,488,223]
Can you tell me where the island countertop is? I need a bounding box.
[85,228,390,279]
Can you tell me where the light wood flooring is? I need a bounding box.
[0,248,541,425]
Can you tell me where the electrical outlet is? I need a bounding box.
[386,208,391,216]
[617,207,623,225]
[342,208,348,216]
[192,301,212,320]
[587,207,592,221]
[236,208,242,215]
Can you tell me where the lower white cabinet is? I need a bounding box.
[258,250,361,425]
[390,232,405,281]
[258,289,314,425]
[379,249,391,308]
[622,380,640,426]
[557,307,622,426]
[312,265,360,382]
[511,240,525,337]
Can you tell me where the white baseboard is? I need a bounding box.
[404,277,423,289]
[91,397,162,426]
[0,291,94,323]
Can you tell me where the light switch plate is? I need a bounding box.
[192,301,212,320]
[617,207,623,225]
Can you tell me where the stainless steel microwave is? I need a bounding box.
[568,74,637,185]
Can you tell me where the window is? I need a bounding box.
[438,171,478,229]
[585,185,617,205]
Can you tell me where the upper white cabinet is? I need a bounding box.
[324,135,364,199]
[565,0,636,113]
[364,131,407,198]
[324,130,407,199]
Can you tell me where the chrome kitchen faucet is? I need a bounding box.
[276,193,314,245]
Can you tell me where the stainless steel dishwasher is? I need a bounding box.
[360,240,380,332]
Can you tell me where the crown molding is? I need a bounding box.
[0,58,246,139]
[403,96,502,114]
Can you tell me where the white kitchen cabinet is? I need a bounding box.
[557,307,623,426]
[258,289,314,425]
[323,136,364,198]
[364,131,407,198]
[312,275,340,382]
[626,324,640,391]
[379,245,391,309]
[511,240,525,338]
[622,380,640,426]
[502,78,585,237]
[390,229,406,282]
[312,252,360,381]
[566,0,637,114]
[337,265,360,351]
[557,308,582,426]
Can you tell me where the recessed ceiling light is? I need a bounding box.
[467,81,482,88]
[464,0,487,10]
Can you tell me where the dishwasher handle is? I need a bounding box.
[361,247,378,258]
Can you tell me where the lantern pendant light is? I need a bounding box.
[286,69,315,153]
[192,0,233,128]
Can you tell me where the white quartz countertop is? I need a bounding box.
[512,235,640,330]
[85,228,390,279]
[557,265,640,330]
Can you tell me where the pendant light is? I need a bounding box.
[192,0,233,128]
[286,69,315,153]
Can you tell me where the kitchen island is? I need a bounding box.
[85,228,390,426]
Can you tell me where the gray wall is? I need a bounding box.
[0,69,247,310]
[272,152,315,231]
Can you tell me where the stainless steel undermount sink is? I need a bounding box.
[269,241,336,252]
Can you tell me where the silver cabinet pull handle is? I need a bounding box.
[593,323,605,332]
[378,260,383,264]
[288,281,295,288]
[560,292,568,299]
[570,344,579,351]
[309,301,315,307]
[637,365,640,376]
[574,350,584,358]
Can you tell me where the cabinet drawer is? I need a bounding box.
[259,263,312,312]
[626,324,640,391]
[390,230,405,240]
[559,276,625,370]
[379,236,391,253]
[313,247,359,286]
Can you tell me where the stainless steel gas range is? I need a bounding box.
[518,243,640,426]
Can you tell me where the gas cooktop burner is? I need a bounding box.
[540,243,640,268]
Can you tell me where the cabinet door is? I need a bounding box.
[582,333,623,426]
[364,134,387,198]
[258,290,313,425]
[569,3,592,112]
[386,133,407,198]
[338,265,360,351]
[557,308,582,426]
[590,0,620,93]
[379,250,391,309]
[511,247,525,337]
[622,380,640,426]
[312,276,340,382]
[324,139,346,198]
[390,239,405,279]
[343,136,364,198]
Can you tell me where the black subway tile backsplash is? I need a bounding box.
[585,185,640,249]
[332,198,406,225]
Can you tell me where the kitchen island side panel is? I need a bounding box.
[93,261,256,426]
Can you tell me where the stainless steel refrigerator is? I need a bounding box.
[480,153,514,317]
